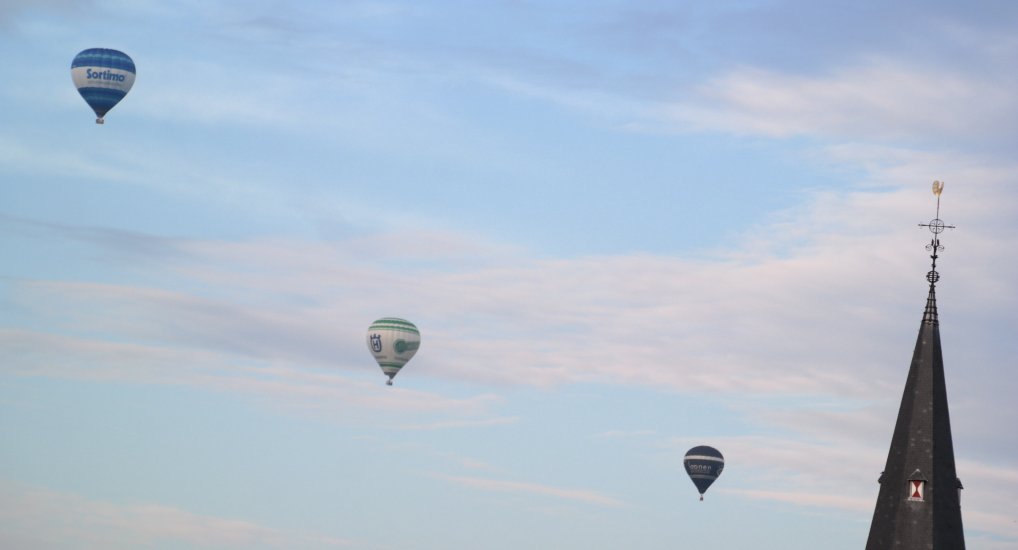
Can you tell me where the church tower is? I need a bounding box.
[865,181,966,549]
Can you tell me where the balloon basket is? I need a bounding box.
[96,118,104,125]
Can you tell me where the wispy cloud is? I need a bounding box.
[725,488,872,513]
[592,429,656,439]
[397,416,520,431]
[133,58,296,127]
[5,163,1015,404]
[0,328,503,421]
[0,0,87,26]
[667,58,1018,142]
[665,432,1018,542]
[432,473,627,508]
[4,3,1016,549]
[0,479,355,549]
[474,23,1017,153]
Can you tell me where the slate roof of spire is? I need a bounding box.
[864,187,965,549]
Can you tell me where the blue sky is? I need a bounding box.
[1,1,1016,549]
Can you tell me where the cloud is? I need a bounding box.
[5,4,1016,549]
[665,432,1018,543]
[0,328,503,423]
[0,134,304,225]
[4,54,1017,539]
[665,57,1017,144]
[397,416,520,431]
[472,21,1017,152]
[6,174,1014,541]
[726,488,872,513]
[0,479,354,549]
[0,0,86,25]
[132,57,296,127]
[593,429,656,439]
[0,137,142,188]
[432,473,627,508]
[728,488,1018,543]
[4,158,1015,402]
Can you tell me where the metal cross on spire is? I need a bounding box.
[918,180,956,288]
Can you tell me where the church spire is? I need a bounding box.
[864,182,965,549]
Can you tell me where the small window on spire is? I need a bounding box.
[908,480,925,500]
[908,469,927,501]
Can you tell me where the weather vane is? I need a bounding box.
[918,180,955,286]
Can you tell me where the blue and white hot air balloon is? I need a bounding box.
[71,48,135,124]
[366,318,421,386]
[683,445,724,501]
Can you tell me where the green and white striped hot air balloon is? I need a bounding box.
[366,318,421,386]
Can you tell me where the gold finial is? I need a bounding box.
[932,180,944,196]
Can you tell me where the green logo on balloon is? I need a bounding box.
[392,339,420,355]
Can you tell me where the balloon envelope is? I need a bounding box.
[366,318,420,385]
[71,48,136,124]
[683,445,724,500]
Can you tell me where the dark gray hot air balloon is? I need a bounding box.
[683,445,724,501]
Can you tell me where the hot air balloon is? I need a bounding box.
[366,318,420,386]
[71,48,136,124]
[683,445,724,501]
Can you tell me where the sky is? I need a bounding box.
[1,1,1016,549]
